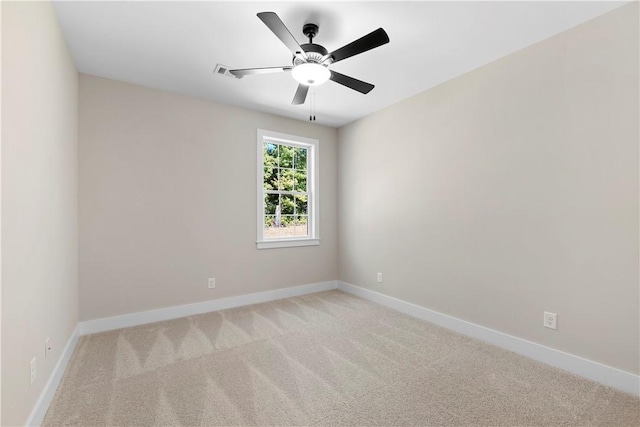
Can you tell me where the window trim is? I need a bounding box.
[256,129,320,249]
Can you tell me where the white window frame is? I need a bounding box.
[256,129,320,249]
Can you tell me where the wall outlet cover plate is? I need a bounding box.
[544,311,557,330]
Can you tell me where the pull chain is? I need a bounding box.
[309,89,317,122]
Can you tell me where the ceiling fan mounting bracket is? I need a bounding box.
[302,23,319,43]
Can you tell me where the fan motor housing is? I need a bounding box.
[294,43,328,66]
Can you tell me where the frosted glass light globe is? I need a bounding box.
[292,63,330,86]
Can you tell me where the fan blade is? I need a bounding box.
[228,66,292,78]
[328,28,389,64]
[330,71,374,94]
[292,84,309,105]
[257,12,308,60]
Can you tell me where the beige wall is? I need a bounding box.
[1,1,79,425]
[79,75,338,321]
[338,3,639,374]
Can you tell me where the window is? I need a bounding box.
[257,129,319,249]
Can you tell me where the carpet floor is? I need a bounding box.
[44,290,639,426]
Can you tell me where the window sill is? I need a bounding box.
[256,238,320,250]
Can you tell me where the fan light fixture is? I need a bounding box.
[292,63,330,86]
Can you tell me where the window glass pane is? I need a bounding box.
[281,215,295,228]
[294,195,307,215]
[295,215,308,237]
[279,145,293,168]
[263,167,278,190]
[294,147,307,171]
[264,193,279,215]
[264,143,278,167]
[265,215,296,239]
[281,194,294,215]
[294,170,307,192]
[279,169,294,191]
[264,215,276,229]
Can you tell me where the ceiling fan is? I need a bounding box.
[227,12,390,105]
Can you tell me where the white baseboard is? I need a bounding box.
[25,325,80,427]
[338,281,640,396]
[79,280,338,335]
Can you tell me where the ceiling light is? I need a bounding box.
[291,63,330,86]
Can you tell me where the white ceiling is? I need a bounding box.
[53,1,625,128]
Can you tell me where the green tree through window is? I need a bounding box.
[263,142,308,238]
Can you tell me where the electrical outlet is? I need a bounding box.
[377,272,383,283]
[30,357,37,384]
[208,278,216,289]
[45,338,51,360]
[544,311,557,330]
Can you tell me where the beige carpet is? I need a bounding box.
[44,290,639,426]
